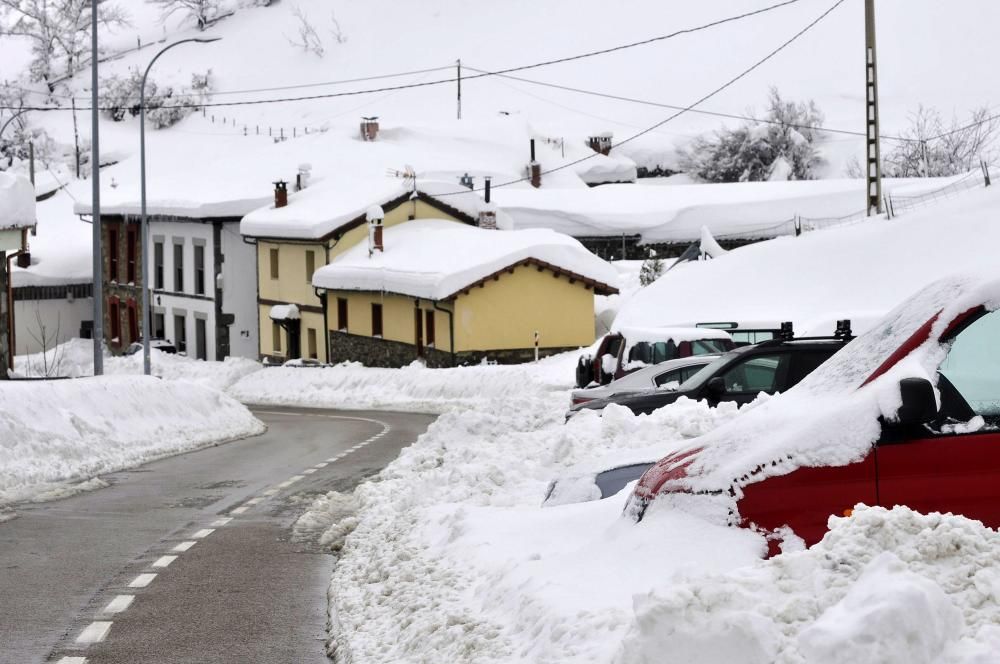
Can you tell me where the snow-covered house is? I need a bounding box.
[240,178,502,363]
[311,220,618,367]
[0,172,37,376]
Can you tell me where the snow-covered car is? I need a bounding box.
[543,462,655,507]
[570,355,717,406]
[575,327,733,388]
[626,273,1000,554]
[125,339,177,355]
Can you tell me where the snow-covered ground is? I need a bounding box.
[0,374,263,507]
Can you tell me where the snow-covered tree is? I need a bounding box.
[639,250,664,287]
[0,0,128,84]
[680,88,824,183]
[884,105,998,177]
[99,69,214,129]
[151,0,223,31]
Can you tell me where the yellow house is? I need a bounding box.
[239,179,485,362]
[311,219,619,367]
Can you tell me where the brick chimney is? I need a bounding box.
[527,139,541,188]
[478,177,497,230]
[274,180,288,208]
[360,116,379,141]
[587,132,613,156]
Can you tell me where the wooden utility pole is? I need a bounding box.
[456,59,462,120]
[865,0,883,215]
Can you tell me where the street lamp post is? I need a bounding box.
[139,37,220,375]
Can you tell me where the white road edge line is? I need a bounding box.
[152,555,177,569]
[314,462,328,468]
[102,595,134,614]
[192,528,215,539]
[262,488,279,496]
[211,517,233,527]
[288,475,305,482]
[245,497,264,505]
[302,468,317,475]
[172,541,197,552]
[75,621,113,644]
[129,573,156,588]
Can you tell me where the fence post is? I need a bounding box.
[269,127,272,137]
[293,127,297,138]
[982,160,992,187]
[211,115,215,123]
[243,126,247,136]
[883,195,893,219]
[280,128,284,139]
[794,215,801,236]
[256,125,259,135]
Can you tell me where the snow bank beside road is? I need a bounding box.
[0,376,264,505]
[615,506,1000,664]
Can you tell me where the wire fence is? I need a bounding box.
[885,167,989,217]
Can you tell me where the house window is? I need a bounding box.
[127,300,138,343]
[371,303,383,338]
[174,314,186,354]
[272,322,282,352]
[307,327,317,359]
[108,226,119,282]
[194,244,205,295]
[153,312,165,339]
[269,248,279,280]
[337,297,348,332]
[305,250,315,283]
[195,317,207,360]
[425,310,436,348]
[126,226,137,284]
[154,241,164,289]
[109,297,120,343]
[174,242,184,292]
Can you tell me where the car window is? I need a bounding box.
[653,368,682,388]
[730,331,777,345]
[784,350,837,390]
[721,353,790,394]
[691,339,729,355]
[939,309,1000,423]
[630,341,679,366]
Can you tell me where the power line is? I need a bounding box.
[1,0,807,113]
[433,0,848,197]
[463,66,919,144]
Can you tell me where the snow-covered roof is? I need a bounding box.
[239,178,513,240]
[269,304,300,321]
[312,219,618,300]
[0,172,36,229]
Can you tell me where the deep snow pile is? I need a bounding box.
[615,505,1000,664]
[13,338,262,391]
[0,375,264,505]
[0,171,35,228]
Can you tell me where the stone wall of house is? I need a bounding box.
[328,330,574,368]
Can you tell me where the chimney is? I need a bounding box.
[527,139,541,188]
[295,163,312,191]
[587,132,613,156]
[274,180,288,208]
[360,116,379,141]
[478,177,497,230]
[367,205,384,256]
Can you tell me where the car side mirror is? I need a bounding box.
[707,377,726,397]
[895,377,937,425]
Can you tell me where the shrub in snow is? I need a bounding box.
[99,69,214,128]
[638,251,664,287]
[680,88,824,183]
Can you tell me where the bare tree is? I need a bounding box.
[287,4,324,56]
[151,0,221,31]
[24,310,66,378]
[329,9,346,44]
[884,105,999,177]
[0,0,128,84]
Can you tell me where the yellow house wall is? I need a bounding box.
[327,290,452,351]
[453,265,596,352]
[257,241,327,305]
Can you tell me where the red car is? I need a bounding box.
[628,274,1000,554]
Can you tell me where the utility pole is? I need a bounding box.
[456,59,462,120]
[865,0,883,216]
[91,0,104,375]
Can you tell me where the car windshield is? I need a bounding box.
[675,346,754,391]
[939,308,1000,424]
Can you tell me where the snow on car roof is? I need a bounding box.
[617,326,732,343]
[663,272,1000,497]
[312,219,618,300]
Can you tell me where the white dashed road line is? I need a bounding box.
[211,517,233,527]
[152,555,177,569]
[172,541,197,552]
[192,528,215,539]
[76,621,113,644]
[302,468,317,475]
[57,656,88,663]
[128,574,157,589]
[230,506,248,515]
[102,595,134,614]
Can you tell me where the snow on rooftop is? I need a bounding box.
[312,219,618,300]
[0,172,35,229]
[269,304,300,321]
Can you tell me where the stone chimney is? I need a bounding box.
[478,177,497,230]
[587,132,613,155]
[274,180,288,208]
[527,139,541,188]
[367,205,384,256]
[360,116,379,141]
[295,163,312,191]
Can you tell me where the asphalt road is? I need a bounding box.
[0,406,435,664]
